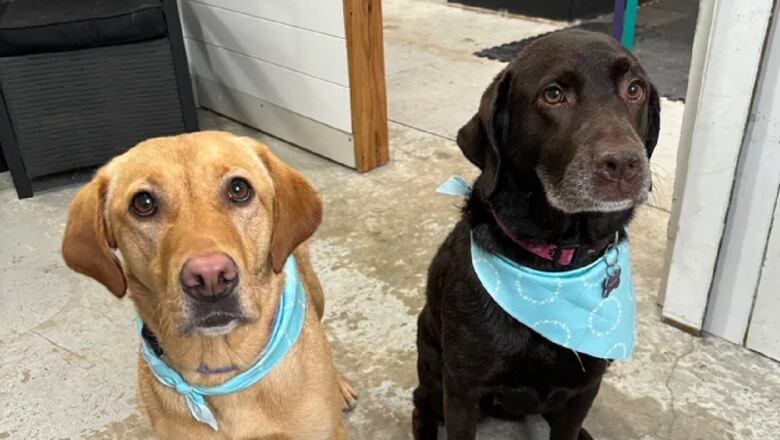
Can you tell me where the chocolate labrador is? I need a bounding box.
[62,132,356,439]
[412,30,660,439]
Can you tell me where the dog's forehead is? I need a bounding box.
[132,133,259,167]
[513,31,638,83]
[119,134,258,174]
[105,133,271,202]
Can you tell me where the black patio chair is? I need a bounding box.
[0,0,198,198]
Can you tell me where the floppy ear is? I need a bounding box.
[61,171,127,298]
[256,144,323,274]
[644,84,661,158]
[456,68,514,196]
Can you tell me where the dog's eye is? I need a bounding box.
[130,192,156,217]
[626,80,645,101]
[227,178,253,203]
[542,85,566,105]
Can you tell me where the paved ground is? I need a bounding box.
[1,1,779,439]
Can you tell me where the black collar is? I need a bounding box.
[141,324,164,357]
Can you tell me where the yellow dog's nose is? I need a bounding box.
[179,253,238,301]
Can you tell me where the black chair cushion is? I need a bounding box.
[0,0,166,56]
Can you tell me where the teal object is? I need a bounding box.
[436,177,636,360]
[436,175,472,196]
[621,0,639,50]
[137,256,307,431]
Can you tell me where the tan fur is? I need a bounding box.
[62,131,356,439]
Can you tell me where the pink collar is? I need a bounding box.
[487,205,601,266]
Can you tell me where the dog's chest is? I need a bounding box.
[491,384,578,415]
[457,304,607,408]
[483,349,604,415]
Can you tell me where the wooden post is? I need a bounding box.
[343,0,389,172]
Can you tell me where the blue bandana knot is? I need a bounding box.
[174,381,191,394]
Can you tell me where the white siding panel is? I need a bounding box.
[181,1,349,86]
[745,193,780,361]
[185,0,345,38]
[661,0,774,330]
[186,39,352,133]
[196,77,356,168]
[704,4,780,343]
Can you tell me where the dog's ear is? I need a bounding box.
[61,171,127,298]
[255,143,323,274]
[456,68,514,196]
[644,84,661,158]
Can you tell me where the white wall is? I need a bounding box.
[179,0,356,166]
[189,0,346,38]
[704,6,780,343]
[745,194,780,360]
[661,0,774,330]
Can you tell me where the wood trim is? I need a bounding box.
[660,0,773,331]
[744,191,780,360]
[704,2,780,343]
[343,0,389,172]
[657,0,716,308]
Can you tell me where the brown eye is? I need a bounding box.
[131,192,156,217]
[227,177,253,203]
[626,80,645,101]
[542,85,566,105]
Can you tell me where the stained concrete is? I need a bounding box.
[1,0,778,439]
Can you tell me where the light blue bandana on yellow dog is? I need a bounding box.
[137,256,306,431]
[438,176,636,360]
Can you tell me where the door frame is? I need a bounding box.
[744,192,780,359]
[660,0,775,333]
[703,4,780,344]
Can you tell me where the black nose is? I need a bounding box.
[179,253,239,302]
[596,151,642,182]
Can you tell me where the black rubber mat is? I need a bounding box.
[475,0,698,101]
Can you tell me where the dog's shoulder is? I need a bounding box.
[426,220,509,327]
[430,220,470,270]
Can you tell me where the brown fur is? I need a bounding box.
[62,131,356,439]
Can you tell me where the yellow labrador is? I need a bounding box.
[62,131,356,439]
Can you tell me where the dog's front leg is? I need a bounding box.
[443,372,480,440]
[542,381,601,440]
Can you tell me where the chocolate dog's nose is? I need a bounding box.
[597,151,642,182]
[180,253,238,301]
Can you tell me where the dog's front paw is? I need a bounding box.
[337,374,358,411]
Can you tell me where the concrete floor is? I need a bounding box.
[1,1,779,439]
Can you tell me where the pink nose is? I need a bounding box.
[179,253,238,301]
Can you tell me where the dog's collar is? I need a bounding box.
[487,204,606,267]
[141,324,241,375]
[438,176,611,267]
[136,256,306,431]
